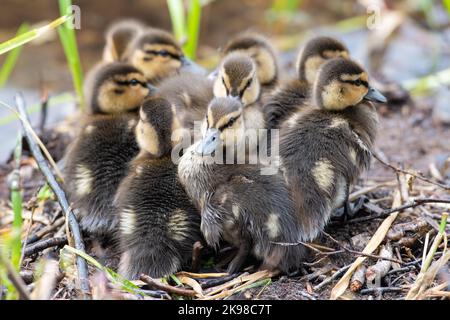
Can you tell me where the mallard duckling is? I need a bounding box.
[222,32,279,90]
[279,58,386,241]
[213,52,266,133]
[115,96,201,279]
[126,28,205,84]
[264,36,349,129]
[157,72,214,133]
[102,19,146,62]
[178,97,306,273]
[84,62,152,115]
[63,63,152,240]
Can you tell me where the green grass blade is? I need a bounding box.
[58,0,85,109]
[167,0,187,42]
[10,130,23,271]
[0,24,30,88]
[443,0,450,17]
[62,245,145,295]
[0,15,69,56]
[185,0,201,59]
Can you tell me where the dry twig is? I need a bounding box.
[15,94,90,298]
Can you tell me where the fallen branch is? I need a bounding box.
[360,287,405,295]
[199,273,242,289]
[24,236,67,257]
[374,153,450,191]
[139,274,197,297]
[322,231,402,264]
[365,244,393,288]
[313,264,351,291]
[15,94,90,298]
[347,198,450,224]
[27,216,65,244]
[350,265,366,292]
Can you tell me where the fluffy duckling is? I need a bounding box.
[64,63,152,240]
[279,58,386,241]
[102,19,145,62]
[264,36,349,129]
[178,97,306,273]
[127,28,205,84]
[157,72,214,133]
[222,32,279,90]
[115,96,201,279]
[213,52,266,132]
[84,62,152,115]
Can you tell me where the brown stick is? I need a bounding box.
[347,198,450,224]
[374,153,450,190]
[15,94,90,298]
[27,216,65,244]
[24,236,67,257]
[321,231,402,264]
[139,274,197,297]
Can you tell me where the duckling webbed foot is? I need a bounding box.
[227,242,251,274]
[332,196,367,222]
[191,240,205,272]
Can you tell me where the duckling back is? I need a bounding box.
[114,96,201,279]
[64,113,140,239]
[115,156,200,279]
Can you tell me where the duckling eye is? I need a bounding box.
[354,79,362,86]
[229,117,235,126]
[159,50,169,57]
[129,79,139,86]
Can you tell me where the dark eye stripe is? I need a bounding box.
[115,80,147,87]
[144,50,181,60]
[222,78,230,96]
[218,115,240,132]
[240,78,252,98]
[342,79,368,87]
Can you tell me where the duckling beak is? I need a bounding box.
[364,86,387,103]
[196,128,220,156]
[146,83,158,95]
[180,56,207,76]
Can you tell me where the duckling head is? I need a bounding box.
[103,19,145,62]
[313,58,387,111]
[196,97,245,156]
[213,52,260,107]
[89,63,153,114]
[136,96,177,157]
[297,36,349,85]
[128,28,186,82]
[223,33,278,86]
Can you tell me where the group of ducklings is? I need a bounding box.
[62,19,387,280]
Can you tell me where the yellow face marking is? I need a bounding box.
[131,44,182,81]
[98,77,149,114]
[215,110,242,130]
[322,49,348,59]
[304,55,325,84]
[312,159,334,193]
[136,120,160,156]
[265,213,280,239]
[75,165,93,196]
[320,79,368,111]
